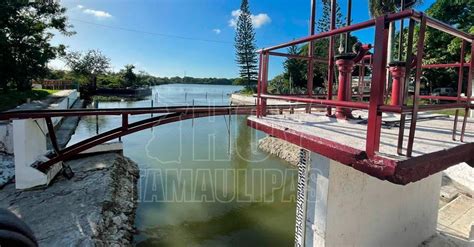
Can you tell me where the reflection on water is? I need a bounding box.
[69,84,297,246]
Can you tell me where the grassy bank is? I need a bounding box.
[0,89,59,112]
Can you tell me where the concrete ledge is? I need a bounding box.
[0,153,139,246]
[248,113,474,185]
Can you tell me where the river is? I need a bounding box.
[69,84,297,246]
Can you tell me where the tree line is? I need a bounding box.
[0,1,239,94]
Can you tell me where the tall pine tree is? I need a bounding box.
[234,0,258,89]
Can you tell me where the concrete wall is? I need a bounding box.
[0,90,78,155]
[305,152,442,247]
[13,119,49,189]
[50,90,78,125]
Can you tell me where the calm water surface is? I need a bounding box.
[69,84,297,246]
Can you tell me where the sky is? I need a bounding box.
[50,0,437,79]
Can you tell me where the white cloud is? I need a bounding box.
[252,13,271,28]
[76,5,113,19]
[212,29,221,34]
[229,9,271,29]
[83,9,113,19]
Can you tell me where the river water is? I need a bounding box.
[69,84,297,246]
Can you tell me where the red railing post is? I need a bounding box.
[257,52,263,117]
[452,40,466,140]
[358,61,366,101]
[335,54,356,119]
[307,0,316,102]
[389,62,407,106]
[261,52,269,116]
[366,16,389,157]
[406,14,427,157]
[397,18,415,155]
[326,0,337,116]
[460,41,474,142]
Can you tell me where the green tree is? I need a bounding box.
[368,0,421,17]
[423,0,473,90]
[368,0,422,63]
[317,0,345,33]
[65,50,110,77]
[283,45,306,90]
[120,64,137,88]
[234,0,258,89]
[298,0,350,90]
[0,0,73,91]
[65,50,110,87]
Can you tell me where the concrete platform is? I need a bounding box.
[248,110,474,184]
[438,195,474,240]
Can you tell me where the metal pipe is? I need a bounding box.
[397,18,415,155]
[406,14,427,157]
[122,114,128,130]
[261,94,369,110]
[366,16,389,157]
[419,95,469,101]
[412,14,474,42]
[419,103,467,111]
[267,52,327,63]
[151,99,154,117]
[327,0,337,116]
[398,0,405,61]
[345,0,352,52]
[261,52,269,116]
[0,105,302,120]
[45,117,61,155]
[257,52,263,117]
[460,42,474,142]
[422,63,471,69]
[453,40,466,140]
[260,9,415,53]
[307,0,317,98]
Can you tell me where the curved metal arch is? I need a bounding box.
[36,109,253,172]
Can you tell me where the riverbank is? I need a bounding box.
[0,153,139,246]
[0,89,60,112]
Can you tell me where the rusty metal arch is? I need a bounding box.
[0,104,304,173]
[37,109,254,171]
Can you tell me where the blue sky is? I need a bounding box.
[51,0,436,79]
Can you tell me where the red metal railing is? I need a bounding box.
[256,9,473,158]
[0,104,307,172]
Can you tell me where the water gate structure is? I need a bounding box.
[1,0,473,246]
[246,0,473,246]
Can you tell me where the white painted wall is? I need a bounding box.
[49,90,78,125]
[0,90,78,155]
[13,119,62,189]
[13,119,49,189]
[305,152,442,247]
